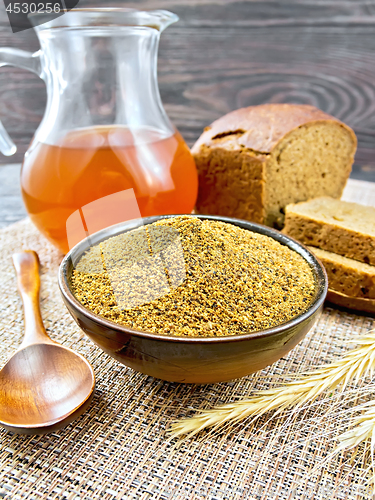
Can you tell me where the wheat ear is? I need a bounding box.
[335,400,375,481]
[170,330,375,439]
[336,402,375,453]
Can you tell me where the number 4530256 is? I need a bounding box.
[6,3,62,13]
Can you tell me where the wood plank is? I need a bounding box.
[0,1,374,182]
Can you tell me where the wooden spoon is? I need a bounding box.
[0,251,95,434]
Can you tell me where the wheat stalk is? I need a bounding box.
[170,330,375,439]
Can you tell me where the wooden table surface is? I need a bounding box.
[1,0,375,227]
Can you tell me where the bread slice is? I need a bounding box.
[326,290,375,314]
[308,246,375,299]
[284,197,375,265]
[192,104,357,228]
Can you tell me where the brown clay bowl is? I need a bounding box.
[58,215,327,384]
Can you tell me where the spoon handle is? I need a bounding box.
[12,251,53,347]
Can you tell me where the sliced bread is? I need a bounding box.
[192,104,357,228]
[308,246,375,299]
[284,197,375,265]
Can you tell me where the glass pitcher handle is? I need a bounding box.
[0,48,42,156]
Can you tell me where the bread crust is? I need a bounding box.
[191,103,357,154]
[193,145,266,223]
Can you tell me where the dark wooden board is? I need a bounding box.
[0,0,375,182]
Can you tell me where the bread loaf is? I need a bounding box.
[284,197,375,265]
[308,246,375,299]
[192,104,357,228]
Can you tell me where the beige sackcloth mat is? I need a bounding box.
[0,179,374,500]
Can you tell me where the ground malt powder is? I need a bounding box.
[71,216,316,337]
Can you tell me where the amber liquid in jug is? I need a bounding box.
[21,126,198,254]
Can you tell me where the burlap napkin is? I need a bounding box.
[0,217,373,500]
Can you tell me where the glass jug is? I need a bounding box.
[0,8,198,254]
